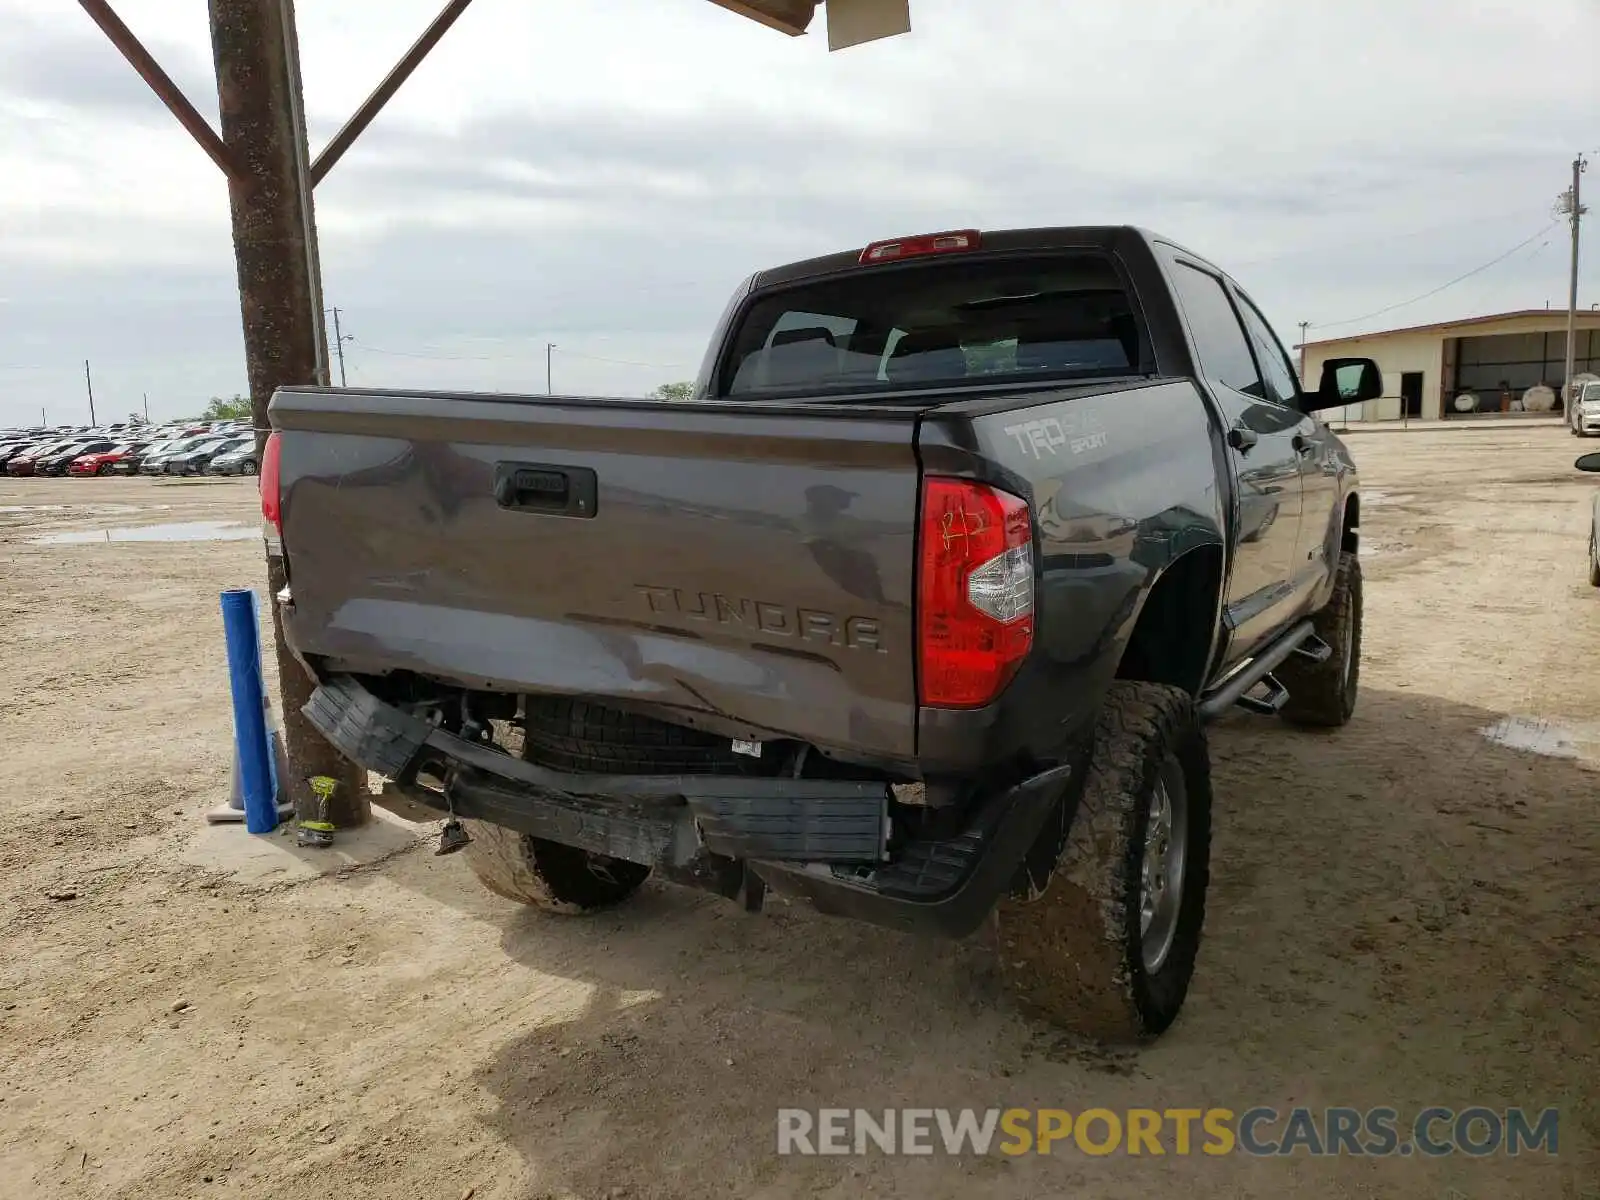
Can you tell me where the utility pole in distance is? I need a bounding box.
[85,359,97,426]
[1561,156,1587,409]
[328,306,349,387]
[208,0,368,829]
[1559,155,1589,409]
[546,343,555,395]
[1297,321,1310,384]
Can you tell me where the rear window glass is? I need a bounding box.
[718,252,1147,399]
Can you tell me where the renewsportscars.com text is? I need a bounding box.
[776,1107,1559,1158]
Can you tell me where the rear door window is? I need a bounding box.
[1167,262,1262,397]
[719,252,1149,398]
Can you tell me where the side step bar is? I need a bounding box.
[1235,674,1289,716]
[1232,635,1332,715]
[1293,633,1333,664]
[1198,619,1317,722]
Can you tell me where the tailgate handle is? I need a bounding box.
[493,463,598,518]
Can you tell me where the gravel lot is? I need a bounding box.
[2,424,1597,1199]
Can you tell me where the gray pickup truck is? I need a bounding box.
[264,226,1381,1041]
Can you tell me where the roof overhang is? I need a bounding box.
[1303,308,1600,350]
[707,0,911,50]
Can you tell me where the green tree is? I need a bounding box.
[202,394,251,421]
[649,381,695,402]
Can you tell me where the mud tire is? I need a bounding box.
[1276,551,1362,728]
[462,821,650,913]
[461,704,655,911]
[993,682,1211,1042]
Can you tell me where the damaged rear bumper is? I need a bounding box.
[303,675,1072,939]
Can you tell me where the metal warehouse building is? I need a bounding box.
[1301,310,1600,422]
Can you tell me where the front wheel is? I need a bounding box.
[1275,551,1362,728]
[994,682,1212,1042]
[239,460,258,477]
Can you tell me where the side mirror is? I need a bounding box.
[1305,357,1383,411]
[1575,453,1600,473]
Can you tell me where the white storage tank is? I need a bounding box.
[1522,384,1556,412]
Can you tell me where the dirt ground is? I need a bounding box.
[1,424,1597,1199]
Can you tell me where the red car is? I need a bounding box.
[69,442,148,477]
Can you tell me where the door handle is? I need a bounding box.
[1228,426,1259,452]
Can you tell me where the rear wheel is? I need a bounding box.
[240,459,258,477]
[96,463,113,476]
[994,682,1211,1042]
[462,821,650,913]
[460,699,682,912]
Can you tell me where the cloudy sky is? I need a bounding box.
[2,0,1597,426]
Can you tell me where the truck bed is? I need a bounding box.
[271,388,923,761]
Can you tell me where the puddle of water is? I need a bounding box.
[30,521,259,545]
[1479,715,1579,759]
[1,503,158,515]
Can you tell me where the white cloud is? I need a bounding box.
[0,0,1597,423]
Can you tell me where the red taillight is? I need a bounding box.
[859,229,981,265]
[259,432,282,535]
[917,477,1035,709]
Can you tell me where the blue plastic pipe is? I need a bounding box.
[221,588,278,833]
[250,589,282,805]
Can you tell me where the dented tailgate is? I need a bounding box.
[270,389,921,759]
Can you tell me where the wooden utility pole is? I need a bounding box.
[76,0,906,838]
[207,0,368,827]
[1560,155,1589,408]
[81,0,489,831]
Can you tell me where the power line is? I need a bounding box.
[350,340,504,362]
[556,349,693,371]
[349,337,690,371]
[1229,205,1553,271]
[1309,221,1561,331]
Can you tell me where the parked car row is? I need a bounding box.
[0,424,260,480]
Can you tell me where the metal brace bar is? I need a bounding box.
[309,0,476,187]
[77,0,234,178]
